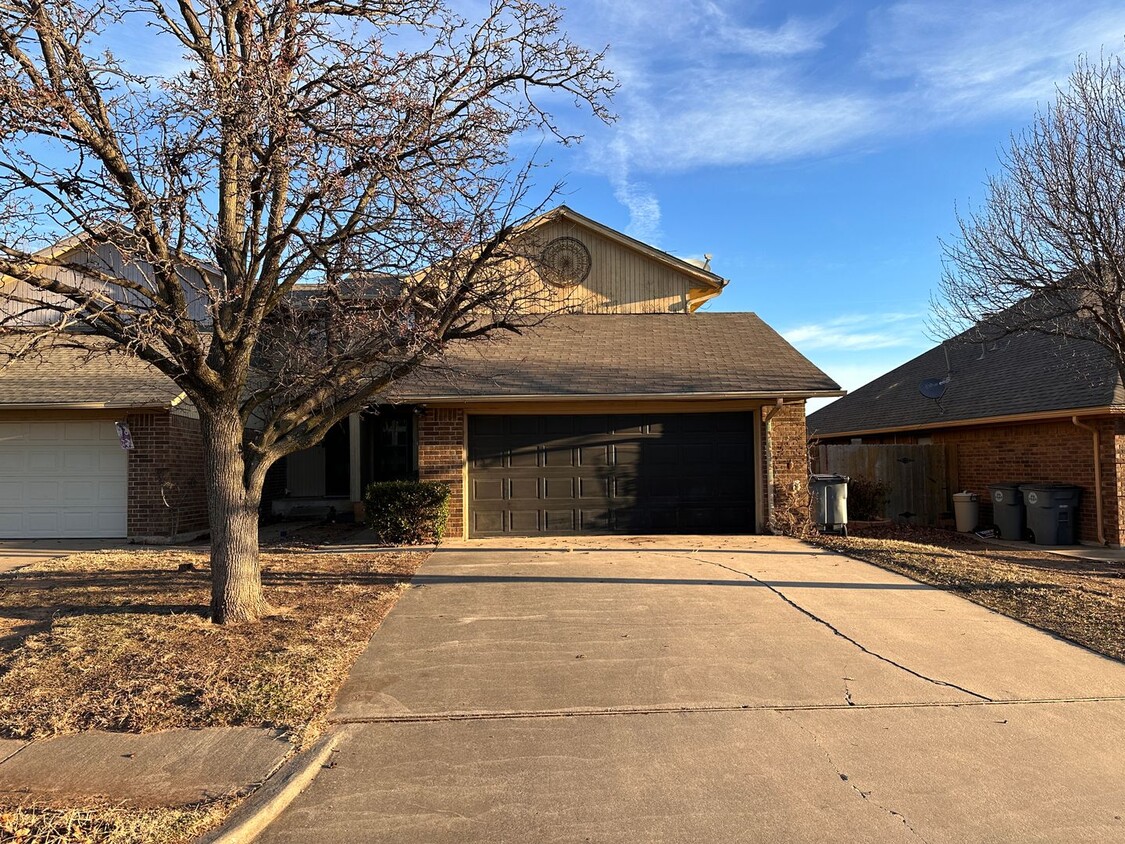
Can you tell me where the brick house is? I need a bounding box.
[807,327,1125,546]
[0,338,208,539]
[2,207,840,539]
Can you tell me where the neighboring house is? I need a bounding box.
[807,326,1125,546]
[0,337,208,539]
[0,232,213,540]
[1,206,841,540]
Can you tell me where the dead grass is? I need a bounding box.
[0,799,234,843]
[816,524,1125,662]
[0,548,426,745]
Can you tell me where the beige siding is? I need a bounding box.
[519,220,703,314]
[1,242,212,326]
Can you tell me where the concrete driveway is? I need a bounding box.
[261,535,1125,843]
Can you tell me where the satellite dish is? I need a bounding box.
[919,378,948,399]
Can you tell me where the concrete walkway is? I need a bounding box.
[0,538,134,572]
[0,727,292,808]
[259,535,1125,844]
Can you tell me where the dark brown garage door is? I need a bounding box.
[467,412,756,536]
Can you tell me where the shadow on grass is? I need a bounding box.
[0,564,417,656]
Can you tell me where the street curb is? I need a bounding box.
[198,726,354,844]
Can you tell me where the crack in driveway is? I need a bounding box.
[680,554,994,703]
[783,713,931,843]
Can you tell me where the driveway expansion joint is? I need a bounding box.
[685,553,994,703]
[328,696,1125,725]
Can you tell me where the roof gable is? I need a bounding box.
[512,206,727,314]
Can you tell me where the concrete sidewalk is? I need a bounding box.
[0,727,293,808]
[258,536,1125,843]
[0,539,134,572]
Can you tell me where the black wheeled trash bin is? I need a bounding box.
[1019,484,1082,545]
[988,483,1026,540]
[810,473,849,537]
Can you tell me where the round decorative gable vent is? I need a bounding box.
[539,236,592,288]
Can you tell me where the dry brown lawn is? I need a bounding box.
[816,523,1125,662]
[0,546,426,842]
[0,547,426,743]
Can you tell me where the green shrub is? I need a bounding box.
[363,480,451,544]
[848,477,890,521]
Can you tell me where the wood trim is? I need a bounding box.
[420,391,844,405]
[753,407,763,533]
[461,411,470,540]
[436,398,820,415]
[0,407,139,421]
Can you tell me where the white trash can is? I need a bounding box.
[952,491,979,532]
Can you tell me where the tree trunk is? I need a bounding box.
[201,408,266,624]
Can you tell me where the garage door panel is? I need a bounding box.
[507,417,541,436]
[0,420,127,538]
[613,443,642,466]
[28,450,61,471]
[579,477,609,498]
[473,510,505,534]
[508,447,540,468]
[610,415,645,434]
[543,477,576,500]
[579,509,612,531]
[509,478,539,499]
[543,510,575,531]
[509,510,540,533]
[468,412,756,537]
[543,447,575,467]
[26,422,62,440]
[572,415,609,436]
[579,445,610,466]
[64,449,105,472]
[473,478,506,501]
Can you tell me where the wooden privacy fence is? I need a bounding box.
[816,444,954,525]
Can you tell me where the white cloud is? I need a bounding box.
[564,0,1125,224]
[782,312,923,352]
[864,2,1125,117]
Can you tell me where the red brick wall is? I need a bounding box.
[823,415,1121,545]
[418,408,465,538]
[763,401,809,531]
[126,411,208,538]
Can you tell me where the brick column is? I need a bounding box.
[126,411,207,538]
[761,400,809,531]
[418,408,466,538]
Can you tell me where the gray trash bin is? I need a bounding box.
[952,492,979,532]
[810,473,849,536]
[988,483,1026,540]
[1019,484,1082,545]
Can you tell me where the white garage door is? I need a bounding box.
[0,420,128,538]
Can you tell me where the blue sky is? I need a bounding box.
[522,0,1125,410]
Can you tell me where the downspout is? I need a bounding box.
[764,399,785,534]
[1071,417,1107,546]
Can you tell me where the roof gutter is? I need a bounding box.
[1071,416,1107,546]
[813,405,1118,440]
[0,401,173,410]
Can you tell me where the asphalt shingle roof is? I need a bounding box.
[391,313,840,400]
[0,336,184,408]
[807,329,1125,437]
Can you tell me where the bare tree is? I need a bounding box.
[0,0,613,623]
[936,52,1125,380]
